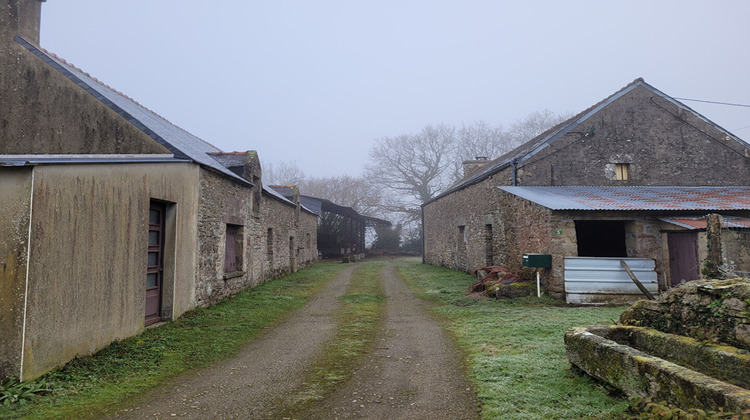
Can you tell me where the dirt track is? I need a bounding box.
[300,264,479,419]
[105,262,478,419]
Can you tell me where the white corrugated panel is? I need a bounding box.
[564,257,658,304]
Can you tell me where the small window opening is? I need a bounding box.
[615,163,630,181]
[575,220,627,257]
[484,224,493,266]
[266,228,274,262]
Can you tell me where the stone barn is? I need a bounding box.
[0,0,316,381]
[422,78,750,303]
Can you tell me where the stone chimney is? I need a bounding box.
[462,156,489,177]
[1,0,45,45]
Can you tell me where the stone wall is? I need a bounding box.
[423,172,510,272]
[259,193,318,281]
[513,85,750,187]
[621,278,750,352]
[722,229,750,278]
[196,169,254,306]
[425,184,669,298]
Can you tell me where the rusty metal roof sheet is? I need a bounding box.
[499,186,750,211]
[659,216,750,230]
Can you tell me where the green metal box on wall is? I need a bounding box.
[523,253,551,268]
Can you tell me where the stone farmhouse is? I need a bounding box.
[0,0,317,381]
[423,78,750,304]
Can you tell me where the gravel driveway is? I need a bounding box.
[104,261,478,419]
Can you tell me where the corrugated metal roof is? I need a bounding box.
[499,186,750,211]
[15,36,250,185]
[659,216,750,230]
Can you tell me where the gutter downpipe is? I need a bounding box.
[511,159,518,186]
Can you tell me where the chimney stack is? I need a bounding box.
[1,0,45,45]
[462,156,489,177]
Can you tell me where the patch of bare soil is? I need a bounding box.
[104,265,356,420]
[299,264,480,419]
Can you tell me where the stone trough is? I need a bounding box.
[565,325,750,412]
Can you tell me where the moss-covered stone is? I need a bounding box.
[565,325,750,412]
[620,278,750,351]
[493,281,535,299]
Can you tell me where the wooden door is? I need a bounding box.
[667,232,700,286]
[146,201,165,325]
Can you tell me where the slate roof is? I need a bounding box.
[14,36,250,185]
[499,186,750,211]
[659,216,750,230]
[209,152,247,169]
[261,185,314,213]
[424,78,750,205]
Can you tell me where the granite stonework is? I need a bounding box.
[423,80,750,300]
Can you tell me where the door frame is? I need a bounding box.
[667,231,700,286]
[146,201,166,325]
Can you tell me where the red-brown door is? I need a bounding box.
[146,201,165,325]
[668,232,700,286]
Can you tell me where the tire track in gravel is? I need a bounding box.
[300,263,480,419]
[105,264,357,420]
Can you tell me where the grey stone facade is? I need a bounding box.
[195,169,254,306]
[260,192,318,280]
[423,79,750,300]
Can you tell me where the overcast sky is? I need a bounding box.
[40,1,750,177]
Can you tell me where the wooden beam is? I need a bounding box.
[620,260,655,300]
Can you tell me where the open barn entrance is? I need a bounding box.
[575,220,627,257]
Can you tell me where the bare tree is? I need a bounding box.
[365,124,456,225]
[262,160,307,186]
[508,109,571,144]
[302,175,383,216]
[452,120,510,180]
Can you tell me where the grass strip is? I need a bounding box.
[0,262,346,420]
[396,259,630,419]
[274,259,386,418]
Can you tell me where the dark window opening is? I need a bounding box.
[575,220,627,257]
[266,228,274,262]
[484,224,493,266]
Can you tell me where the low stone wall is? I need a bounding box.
[620,278,750,351]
